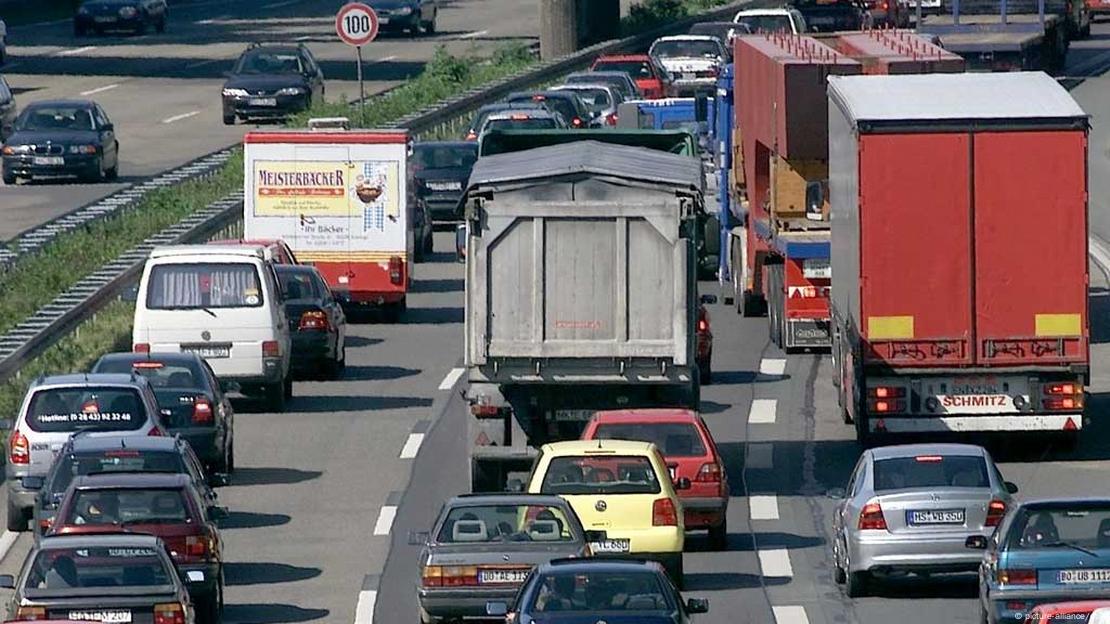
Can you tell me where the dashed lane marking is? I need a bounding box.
[56,46,96,56]
[0,531,18,563]
[747,399,777,424]
[161,111,200,124]
[772,605,809,624]
[399,433,425,459]
[759,358,787,376]
[745,443,774,469]
[749,495,780,521]
[80,84,119,96]
[353,590,377,624]
[459,30,489,39]
[439,367,464,390]
[372,506,397,536]
[758,549,794,578]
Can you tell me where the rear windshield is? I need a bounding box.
[276,269,322,300]
[736,15,794,32]
[872,455,990,491]
[93,360,202,390]
[436,504,577,543]
[592,423,706,457]
[26,387,147,433]
[541,455,661,495]
[1007,506,1110,551]
[561,88,611,112]
[485,118,558,131]
[568,74,632,96]
[48,451,187,500]
[532,570,672,612]
[25,547,173,593]
[651,40,722,58]
[412,145,478,170]
[63,487,191,526]
[146,262,263,310]
[594,61,655,78]
[508,95,577,122]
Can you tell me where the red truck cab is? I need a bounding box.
[591,54,668,99]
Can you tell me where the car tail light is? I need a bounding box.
[470,404,499,416]
[858,500,887,530]
[14,606,46,621]
[606,113,618,126]
[465,131,478,141]
[153,602,186,624]
[192,396,214,425]
[262,340,281,358]
[422,565,478,587]
[9,429,29,465]
[915,455,943,463]
[186,534,210,558]
[698,316,709,333]
[571,117,583,127]
[422,565,443,587]
[298,310,330,331]
[985,499,1006,527]
[999,569,1037,586]
[134,342,150,353]
[389,256,404,285]
[653,498,678,526]
[695,461,722,483]
[39,517,53,533]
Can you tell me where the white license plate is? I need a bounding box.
[69,611,131,623]
[94,16,117,23]
[427,182,462,191]
[591,539,631,553]
[554,409,595,421]
[681,72,696,80]
[32,156,64,166]
[183,346,231,358]
[803,259,831,279]
[908,509,965,525]
[249,98,277,106]
[379,16,390,24]
[1059,568,1110,584]
[478,568,529,584]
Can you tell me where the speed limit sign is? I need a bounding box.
[336,2,379,47]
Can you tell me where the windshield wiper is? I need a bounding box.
[1041,541,1100,557]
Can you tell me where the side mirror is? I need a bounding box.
[805,180,825,222]
[408,530,430,545]
[686,597,709,614]
[209,473,230,488]
[966,535,988,550]
[0,574,14,589]
[101,123,114,132]
[674,477,692,491]
[121,283,139,303]
[584,529,608,542]
[1005,481,1019,494]
[700,293,718,305]
[207,505,229,521]
[21,476,44,490]
[486,602,509,617]
[826,487,846,499]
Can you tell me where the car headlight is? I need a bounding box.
[276,87,305,96]
[1,145,30,155]
[222,88,249,97]
[397,5,414,14]
[68,144,97,154]
[118,5,138,18]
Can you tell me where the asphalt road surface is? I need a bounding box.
[0,0,541,240]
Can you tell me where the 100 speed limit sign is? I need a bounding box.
[336,3,379,47]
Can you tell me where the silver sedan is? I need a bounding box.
[829,443,1018,597]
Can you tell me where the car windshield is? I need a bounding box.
[412,145,478,170]
[736,15,794,32]
[25,546,173,593]
[26,387,146,433]
[49,451,187,500]
[484,118,558,131]
[63,487,190,526]
[872,455,990,491]
[276,269,322,300]
[93,360,202,390]
[435,504,577,543]
[146,262,263,309]
[568,73,633,97]
[540,456,661,495]
[530,570,672,612]
[235,50,304,74]
[652,40,721,58]
[1007,505,1110,551]
[594,61,655,78]
[560,88,611,112]
[593,423,707,457]
[17,106,95,131]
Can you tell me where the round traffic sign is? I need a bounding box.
[336,2,379,47]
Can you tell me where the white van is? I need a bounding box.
[133,245,293,411]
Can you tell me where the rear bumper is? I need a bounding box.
[419,194,464,221]
[867,414,1083,433]
[179,562,221,600]
[681,496,727,528]
[208,356,285,385]
[173,428,220,464]
[850,530,989,573]
[223,93,310,119]
[5,478,39,512]
[603,528,684,554]
[417,586,520,619]
[291,331,332,363]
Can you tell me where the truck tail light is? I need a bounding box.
[133,342,150,353]
[1043,381,1083,410]
[263,340,281,358]
[985,499,1006,527]
[423,565,478,587]
[999,569,1037,586]
[192,396,214,425]
[653,498,678,526]
[14,606,46,621]
[695,461,722,482]
[858,500,887,530]
[298,310,330,331]
[868,399,906,413]
[9,429,29,465]
[153,603,186,624]
[869,386,906,398]
[389,256,403,285]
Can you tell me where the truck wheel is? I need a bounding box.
[6,499,27,532]
[854,413,872,448]
[384,299,406,323]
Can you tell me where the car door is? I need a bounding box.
[0,77,14,139]
[301,51,324,99]
[183,442,219,503]
[95,106,117,166]
[314,271,345,350]
[201,360,231,454]
[835,459,863,537]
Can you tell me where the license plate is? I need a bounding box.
[554,409,595,421]
[32,156,64,166]
[379,16,390,24]
[478,568,529,584]
[1059,568,1110,584]
[591,539,631,553]
[248,98,277,106]
[182,345,231,358]
[682,72,695,80]
[69,611,131,623]
[908,509,965,525]
[94,16,117,23]
[427,181,462,191]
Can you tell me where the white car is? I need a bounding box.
[733,8,808,34]
[648,35,726,97]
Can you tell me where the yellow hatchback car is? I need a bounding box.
[526,439,687,587]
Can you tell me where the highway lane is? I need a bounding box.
[0,0,540,240]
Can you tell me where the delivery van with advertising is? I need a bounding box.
[243,129,413,321]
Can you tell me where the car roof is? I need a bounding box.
[1016,497,1110,508]
[96,351,203,366]
[33,373,144,388]
[568,71,633,80]
[208,238,283,247]
[487,109,559,120]
[240,44,301,55]
[735,8,795,15]
[592,408,699,424]
[447,493,570,507]
[542,439,657,456]
[151,244,265,259]
[553,83,614,92]
[869,443,987,460]
[24,99,95,109]
[69,434,179,453]
[653,34,720,43]
[39,533,162,549]
[414,140,476,149]
[72,472,191,489]
[538,558,663,573]
[596,54,651,61]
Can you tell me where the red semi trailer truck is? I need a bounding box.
[827,72,1090,443]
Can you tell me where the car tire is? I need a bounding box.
[834,561,847,584]
[424,11,436,34]
[668,555,684,590]
[2,170,15,185]
[227,439,235,474]
[264,382,286,412]
[200,586,221,624]
[223,113,235,126]
[326,344,346,379]
[283,377,293,400]
[845,569,870,598]
[7,499,27,532]
[384,299,406,323]
[410,14,421,36]
[424,231,434,254]
[708,521,727,550]
[105,154,119,181]
[135,19,148,35]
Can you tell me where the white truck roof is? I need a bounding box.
[150,245,266,260]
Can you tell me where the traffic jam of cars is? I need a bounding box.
[0,0,1106,620]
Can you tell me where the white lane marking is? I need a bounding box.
[161,111,200,124]
[80,83,120,96]
[439,367,464,390]
[459,29,489,39]
[194,15,231,25]
[772,606,809,624]
[1089,236,1110,273]
[56,46,97,57]
[370,55,398,64]
[759,358,787,376]
[264,0,300,8]
[16,17,71,27]
[295,35,314,41]
[758,548,794,578]
[747,399,777,424]
[399,433,425,459]
[373,505,397,535]
[749,495,780,521]
[0,531,18,563]
[186,59,222,69]
[353,589,377,624]
[745,443,774,469]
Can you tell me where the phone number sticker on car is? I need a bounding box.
[1059,569,1110,584]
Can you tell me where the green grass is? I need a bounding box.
[1,0,79,27]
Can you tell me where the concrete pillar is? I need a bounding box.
[540,0,578,60]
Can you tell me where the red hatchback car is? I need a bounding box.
[1025,600,1110,622]
[581,408,729,550]
[207,238,298,265]
[590,54,668,99]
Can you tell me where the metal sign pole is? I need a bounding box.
[356,45,366,128]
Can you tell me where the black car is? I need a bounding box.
[0,75,15,141]
[462,102,547,140]
[505,90,592,129]
[411,141,478,223]
[486,559,709,623]
[222,43,325,125]
[366,0,438,36]
[0,533,196,622]
[31,434,222,538]
[1,99,119,184]
[792,0,871,31]
[74,0,168,36]
[91,352,234,475]
[687,21,752,59]
[274,265,348,378]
